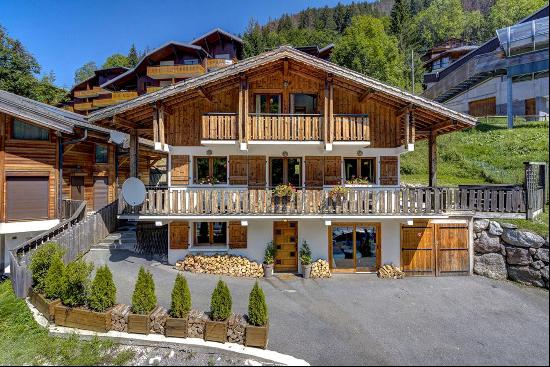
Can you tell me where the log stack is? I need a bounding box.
[175,255,264,278]
[377,264,405,279]
[187,309,208,338]
[310,260,331,278]
[149,306,168,334]
[227,314,246,344]
[111,304,130,332]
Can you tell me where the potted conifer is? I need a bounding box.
[299,241,313,279]
[128,266,157,334]
[245,281,269,349]
[205,279,231,343]
[30,244,65,321]
[165,273,191,338]
[263,242,276,278]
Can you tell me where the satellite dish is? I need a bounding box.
[109,131,127,145]
[122,177,146,206]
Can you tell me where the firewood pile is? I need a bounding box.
[149,306,168,334]
[175,255,264,278]
[310,260,331,278]
[227,314,246,344]
[111,304,130,332]
[187,309,208,338]
[377,264,405,279]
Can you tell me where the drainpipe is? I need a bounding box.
[58,129,88,219]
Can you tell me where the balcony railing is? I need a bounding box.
[248,114,323,141]
[206,58,235,69]
[333,114,370,142]
[147,64,206,79]
[146,86,163,93]
[202,113,238,140]
[74,87,107,98]
[92,91,138,107]
[73,102,94,111]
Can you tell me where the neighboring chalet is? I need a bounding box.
[88,45,487,276]
[295,44,334,60]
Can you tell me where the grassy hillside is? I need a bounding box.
[401,119,549,186]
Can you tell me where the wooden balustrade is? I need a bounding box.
[74,87,106,98]
[248,114,323,141]
[201,113,238,140]
[147,64,206,79]
[333,114,370,141]
[206,58,235,69]
[73,102,94,111]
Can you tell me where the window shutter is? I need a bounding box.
[380,156,398,185]
[229,155,248,185]
[171,155,189,185]
[170,222,189,249]
[324,157,341,185]
[247,155,266,187]
[6,175,49,221]
[228,221,247,248]
[305,156,324,188]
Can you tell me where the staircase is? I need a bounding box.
[93,220,137,251]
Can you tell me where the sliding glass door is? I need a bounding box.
[330,223,380,272]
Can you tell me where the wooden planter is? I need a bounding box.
[165,316,188,338]
[245,322,269,349]
[28,288,60,322]
[54,304,112,332]
[205,319,228,343]
[128,312,151,335]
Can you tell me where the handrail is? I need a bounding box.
[248,113,322,116]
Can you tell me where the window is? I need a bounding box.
[95,144,108,164]
[214,53,231,59]
[270,157,301,186]
[195,222,227,245]
[183,59,199,65]
[12,119,49,140]
[194,157,227,184]
[344,158,376,183]
[291,94,317,114]
[255,94,281,114]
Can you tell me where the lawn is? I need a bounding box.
[0,279,134,366]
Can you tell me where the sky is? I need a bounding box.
[0,0,358,89]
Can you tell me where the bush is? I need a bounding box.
[247,281,268,327]
[44,255,66,300]
[62,259,93,307]
[29,243,64,292]
[264,242,276,265]
[131,267,156,315]
[169,273,191,318]
[210,279,231,321]
[299,240,312,266]
[88,265,116,312]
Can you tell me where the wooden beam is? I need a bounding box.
[152,107,159,143]
[197,86,213,102]
[431,119,456,133]
[129,129,139,178]
[158,103,165,148]
[395,103,414,117]
[428,131,437,187]
[404,111,410,145]
[324,79,329,144]
[329,78,334,144]
[358,88,375,103]
[238,79,243,144]
[112,115,138,130]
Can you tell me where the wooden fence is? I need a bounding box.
[248,114,323,141]
[10,200,119,298]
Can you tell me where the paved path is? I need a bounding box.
[85,248,549,366]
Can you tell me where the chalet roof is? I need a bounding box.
[70,67,129,93]
[88,46,477,127]
[190,28,243,45]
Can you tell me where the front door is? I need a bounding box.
[329,223,380,272]
[273,221,298,272]
[93,176,109,211]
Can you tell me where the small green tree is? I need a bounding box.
[299,240,312,266]
[131,267,157,314]
[44,255,66,300]
[210,279,232,321]
[247,282,268,327]
[169,274,191,318]
[62,259,93,307]
[88,265,116,312]
[264,242,276,265]
[29,242,64,292]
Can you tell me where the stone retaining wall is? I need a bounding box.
[473,219,549,289]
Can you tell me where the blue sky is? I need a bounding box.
[0,0,358,89]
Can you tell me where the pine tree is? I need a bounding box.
[390,0,412,37]
[170,273,192,318]
[127,44,139,67]
[88,265,116,312]
[247,282,268,327]
[131,266,157,314]
[210,279,232,321]
[44,255,66,300]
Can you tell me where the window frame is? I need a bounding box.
[94,144,109,164]
[254,94,282,114]
[343,157,377,183]
[269,157,302,187]
[194,222,227,246]
[11,119,50,141]
[193,156,228,184]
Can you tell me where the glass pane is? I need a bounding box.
[331,226,354,270]
[212,158,227,183]
[13,119,49,140]
[356,226,377,270]
[271,159,284,186]
[95,144,108,163]
[293,94,316,114]
[287,158,301,187]
[196,222,210,244]
[269,95,281,113]
[344,159,358,181]
[360,159,375,182]
[257,95,267,113]
[195,158,210,183]
[212,222,227,244]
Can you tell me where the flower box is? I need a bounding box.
[245,322,269,349]
[28,287,60,322]
[204,319,228,343]
[165,316,188,338]
[128,312,151,335]
[54,304,112,332]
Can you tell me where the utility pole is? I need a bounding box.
[411,49,415,94]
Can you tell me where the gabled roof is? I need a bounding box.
[70,67,129,93]
[190,28,243,45]
[88,46,476,127]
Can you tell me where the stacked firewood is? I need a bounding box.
[175,255,264,278]
[310,260,331,278]
[111,304,130,332]
[377,264,405,279]
[149,306,168,334]
[187,309,208,338]
[227,314,246,344]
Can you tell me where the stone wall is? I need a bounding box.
[473,219,549,289]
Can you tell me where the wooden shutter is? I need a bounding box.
[247,155,266,187]
[229,155,248,185]
[6,175,49,221]
[171,155,189,185]
[305,156,324,188]
[170,222,189,249]
[228,221,247,248]
[93,176,109,211]
[379,156,398,185]
[324,157,341,185]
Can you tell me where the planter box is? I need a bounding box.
[28,288,60,322]
[54,304,112,332]
[204,319,228,343]
[128,312,151,335]
[245,322,269,349]
[165,316,188,338]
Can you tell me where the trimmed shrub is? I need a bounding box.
[44,255,66,300]
[210,279,232,321]
[264,242,276,265]
[29,243,64,292]
[299,240,312,266]
[170,273,191,318]
[247,281,268,326]
[131,266,156,314]
[88,265,116,312]
[62,259,93,307]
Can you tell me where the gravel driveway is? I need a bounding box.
[85,248,549,366]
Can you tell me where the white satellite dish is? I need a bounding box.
[109,131,127,145]
[122,177,146,206]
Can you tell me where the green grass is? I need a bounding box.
[497,205,549,237]
[0,280,134,366]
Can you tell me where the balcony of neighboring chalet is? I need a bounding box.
[73,86,109,99]
[147,64,206,79]
[92,91,138,108]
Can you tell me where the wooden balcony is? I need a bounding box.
[92,92,138,108]
[248,114,323,141]
[73,102,94,111]
[201,113,238,140]
[206,58,235,70]
[74,87,107,98]
[147,64,206,79]
[333,114,370,142]
[146,86,163,93]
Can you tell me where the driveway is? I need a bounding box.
[84,248,549,366]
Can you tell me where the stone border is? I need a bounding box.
[26,299,309,366]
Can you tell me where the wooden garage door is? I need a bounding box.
[435,224,469,276]
[93,176,109,211]
[6,175,49,221]
[468,97,496,117]
[273,221,298,272]
[401,224,435,276]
